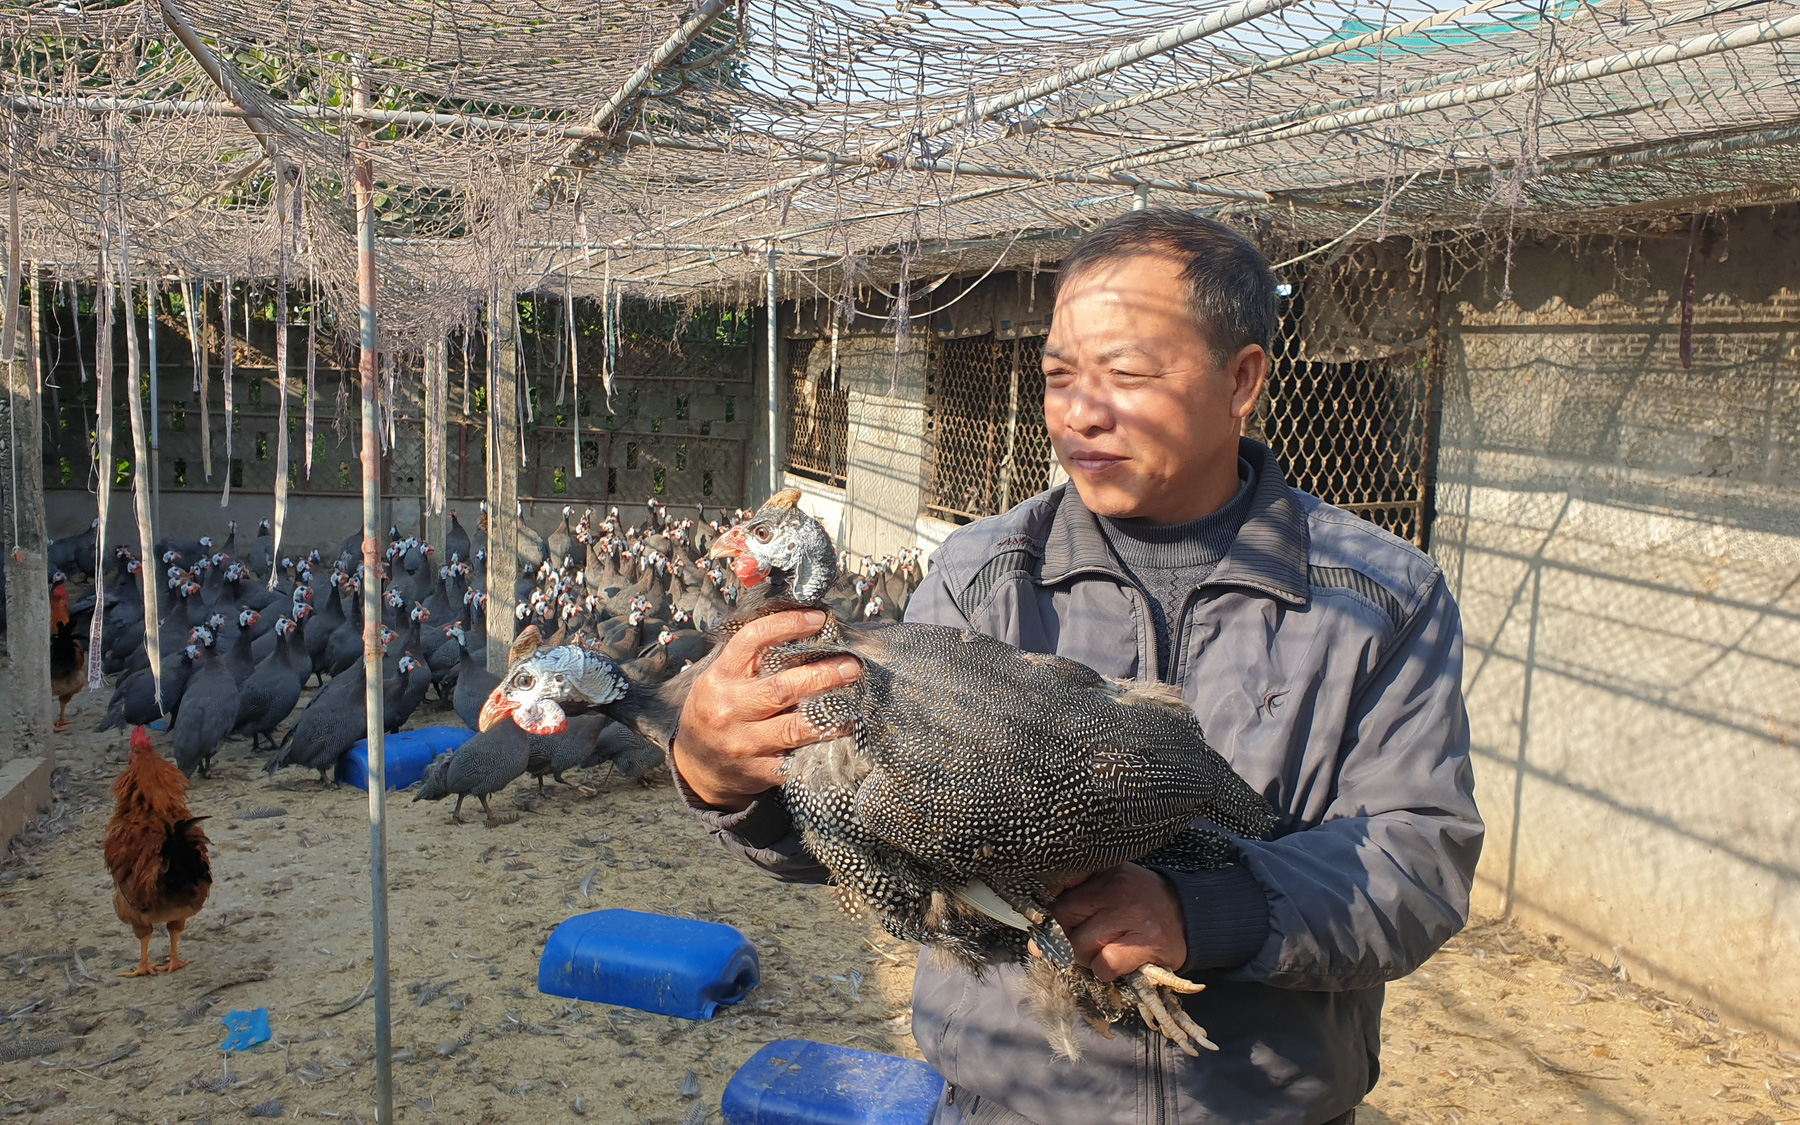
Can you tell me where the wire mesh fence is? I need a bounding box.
[915,245,1445,546]
[1250,244,1444,548]
[924,334,1052,524]
[784,336,850,488]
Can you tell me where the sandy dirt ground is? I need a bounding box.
[2,681,1795,1125]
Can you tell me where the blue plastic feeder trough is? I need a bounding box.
[722,1040,945,1125]
[538,909,759,1020]
[337,725,475,791]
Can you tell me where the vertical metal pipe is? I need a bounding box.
[351,64,395,1125]
[765,250,779,500]
[1132,183,1150,210]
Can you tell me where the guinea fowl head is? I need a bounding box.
[478,625,632,735]
[707,489,837,604]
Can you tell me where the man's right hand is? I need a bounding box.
[672,609,863,812]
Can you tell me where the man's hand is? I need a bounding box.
[1049,865,1188,982]
[671,609,862,812]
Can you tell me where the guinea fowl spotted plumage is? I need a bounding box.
[413,722,532,822]
[482,490,1279,1059]
[233,617,306,751]
[171,628,240,778]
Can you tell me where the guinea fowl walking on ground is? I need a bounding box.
[266,626,395,784]
[232,617,306,751]
[413,722,532,822]
[446,626,498,730]
[171,628,240,778]
[481,490,1280,1059]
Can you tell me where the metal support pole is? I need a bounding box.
[351,64,395,1125]
[765,250,779,501]
[1133,183,1150,210]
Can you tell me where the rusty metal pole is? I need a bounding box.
[351,63,395,1125]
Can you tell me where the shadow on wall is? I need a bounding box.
[1428,208,1800,1042]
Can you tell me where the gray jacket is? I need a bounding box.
[678,440,1483,1125]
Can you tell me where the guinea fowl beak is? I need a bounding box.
[706,527,745,560]
[707,527,769,586]
[477,688,517,732]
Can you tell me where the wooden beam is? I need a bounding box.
[486,298,521,676]
[3,283,53,746]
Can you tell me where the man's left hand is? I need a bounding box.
[1049,865,1188,982]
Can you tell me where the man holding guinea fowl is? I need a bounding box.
[672,209,1482,1125]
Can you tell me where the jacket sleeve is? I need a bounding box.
[1223,575,1484,991]
[672,759,832,885]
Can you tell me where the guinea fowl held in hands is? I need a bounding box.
[483,490,1280,1060]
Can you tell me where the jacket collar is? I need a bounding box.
[1037,438,1310,606]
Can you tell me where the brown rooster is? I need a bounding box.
[103,728,212,976]
[50,579,86,733]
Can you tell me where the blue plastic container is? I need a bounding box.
[337,725,476,791]
[538,909,759,1020]
[722,1040,945,1125]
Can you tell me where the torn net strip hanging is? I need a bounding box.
[221,275,233,507]
[269,173,294,587]
[117,214,163,712]
[304,251,317,480]
[567,271,581,479]
[86,236,113,691]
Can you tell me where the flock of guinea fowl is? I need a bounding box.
[65,498,922,812]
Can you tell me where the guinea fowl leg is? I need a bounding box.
[162,920,192,973]
[1119,966,1213,1055]
[121,926,159,977]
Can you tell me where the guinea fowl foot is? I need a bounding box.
[1120,965,1213,1056]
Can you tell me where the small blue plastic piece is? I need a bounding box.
[220,1009,271,1052]
[722,1040,945,1125]
[337,725,476,791]
[538,909,759,1020]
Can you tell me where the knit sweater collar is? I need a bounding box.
[1096,460,1254,573]
[1037,438,1312,604]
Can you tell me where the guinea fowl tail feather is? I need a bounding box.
[265,726,296,775]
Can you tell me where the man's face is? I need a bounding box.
[1043,253,1267,525]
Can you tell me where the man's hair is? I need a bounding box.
[1057,208,1280,362]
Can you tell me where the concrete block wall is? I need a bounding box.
[1431,210,1800,1043]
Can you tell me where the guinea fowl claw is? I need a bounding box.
[1136,963,1206,994]
[1125,971,1216,1056]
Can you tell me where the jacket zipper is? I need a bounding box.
[1168,588,1202,686]
[1150,1034,1168,1125]
[1124,585,1159,681]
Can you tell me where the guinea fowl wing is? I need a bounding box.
[787,622,1277,879]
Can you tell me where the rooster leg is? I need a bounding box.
[120,927,159,977]
[161,920,192,973]
[53,699,71,733]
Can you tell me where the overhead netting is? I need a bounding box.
[3,0,1800,344]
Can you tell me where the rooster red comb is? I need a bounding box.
[130,726,155,754]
